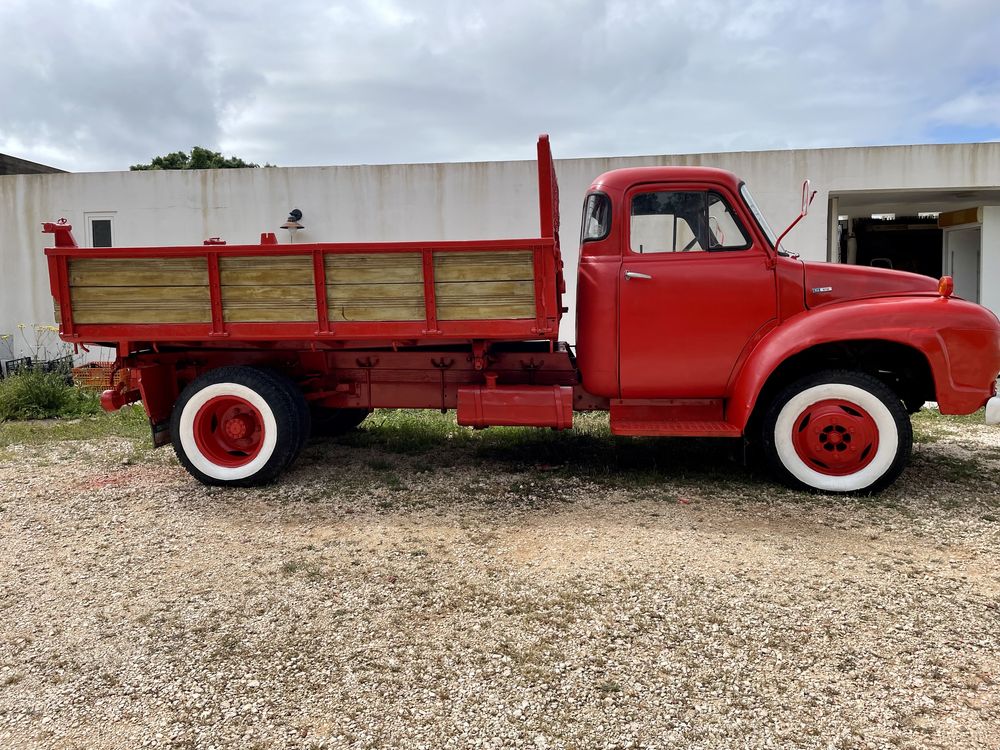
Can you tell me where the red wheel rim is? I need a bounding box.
[791,399,879,476]
[192,395,265,468]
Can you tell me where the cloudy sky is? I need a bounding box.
[1,0,998,172]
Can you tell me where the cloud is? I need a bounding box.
[1,0,998,172]
[931,88,1000,128]
[0,0,261,171]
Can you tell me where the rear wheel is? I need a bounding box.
[762,370,911,494]
[171,366,308,486]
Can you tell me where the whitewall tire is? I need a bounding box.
[762,370,911,494]
[170,367,307,486]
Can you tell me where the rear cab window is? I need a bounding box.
[581,192,612,243]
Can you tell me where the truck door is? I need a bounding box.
[618,186,776,398]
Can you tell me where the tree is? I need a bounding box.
[130,147,271,171]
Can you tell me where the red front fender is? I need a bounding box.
[726,295,1000,430]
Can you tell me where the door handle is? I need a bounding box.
[624,270,652,280]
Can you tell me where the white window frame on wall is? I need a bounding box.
[85,212,116,248]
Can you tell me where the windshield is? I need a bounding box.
[740,183,777,247]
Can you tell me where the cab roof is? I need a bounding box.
[589,166,745,193]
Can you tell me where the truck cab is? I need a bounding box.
[576,167,783,400]
[574,166,1000,493]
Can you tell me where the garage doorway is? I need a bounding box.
[831,190,1000,304]
[943,225,981,303]
[842,216,942,277]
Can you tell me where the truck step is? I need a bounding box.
[609,398,739,436]
[610,420,742,437]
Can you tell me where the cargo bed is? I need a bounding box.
[45,137,564,351]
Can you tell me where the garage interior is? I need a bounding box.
[829,189,1000,304]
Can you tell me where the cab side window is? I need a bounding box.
[581,192,611,242]
[629,190,749,254]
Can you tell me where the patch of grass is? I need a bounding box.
[931,454,983,484]
[0,404,149,450]
[280,557,325,581]
[912,407,986,444]
[336,409,473,454]
[382,473,405,491]
[0,370,101,421]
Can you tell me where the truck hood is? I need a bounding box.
[802,261,939,309]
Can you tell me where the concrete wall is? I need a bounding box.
[3,142,1000,355]
[982,207,1000,316]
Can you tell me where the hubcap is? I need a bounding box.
[791,398,879,476]
[192,395,265,468]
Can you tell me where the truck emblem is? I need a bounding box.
[811,286,833,293]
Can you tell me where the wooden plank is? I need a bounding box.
[327,282,425,303]
[224,307,317,323]
[221,285,316,303]
[438,302,536,321]
[325,262,425,318]
[327,303,426,322]
[70,283,211,325]
[220,256,313,286]
[222,285,316,323]
[74,308,211,324]
[69,257,211,324]
[433,251,534,282]
[71,286,210,304]
[69,257,208,287]
[435,277,536,321]
[325,253,422,283]
[219,257,315,322]
[435,279,535,302]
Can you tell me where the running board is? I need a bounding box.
[610,399,742,438]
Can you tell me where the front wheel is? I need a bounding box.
[171,366,308,486]
[762,370,912,494]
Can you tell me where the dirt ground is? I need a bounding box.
[1,409,998,749]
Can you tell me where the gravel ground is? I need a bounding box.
[1,409,999,749]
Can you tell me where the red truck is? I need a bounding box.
[43,136,1000,493]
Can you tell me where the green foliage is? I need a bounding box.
[0,406,148,451]
[0,370,102,421]
[130,147,272,171]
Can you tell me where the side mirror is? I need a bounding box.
[801,179,817,216]
[774,179,818,255]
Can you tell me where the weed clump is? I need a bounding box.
[0,370,101,421]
